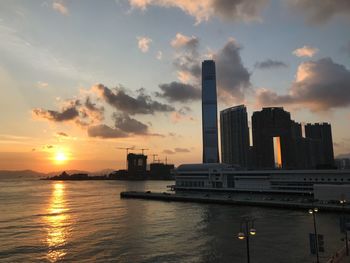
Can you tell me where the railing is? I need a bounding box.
[326,242,349,263]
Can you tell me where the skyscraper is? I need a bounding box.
[305,123,335,167]
[202,60,219,163]
[220,105,249,168]
[252,107,296,169]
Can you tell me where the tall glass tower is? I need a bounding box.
[202,60,219,163]
[220,105,249,168]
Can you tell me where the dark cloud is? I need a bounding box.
[32,104,79,122]
[178,106,192,114]
[156,81,201,102]
[170,35,251,103]
[82,97,104,121]
[87,124,127,139]
[46,145,54,149]
[214,38,251,102]
[289,0,350,24]
[32,98,104,125]
[113,113,148,134]
[254,59,288,70]
[171,34,201,81]
[92,84,175,115]
[56,132,68,137]
[256,58,350,111]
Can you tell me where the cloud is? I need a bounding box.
[127,0,269,24]
[56,132,68,137]
[52,1,69,16]
[81,97,104,122]
[156,50,162,60]
[171,33,201,83]
[156,81,201,102]
[37,81,49,88]
[293,45,319,57]
[169,34,251,103]
[289,0,350,24]
[162,147,190,154]
[163,149,175,154]
[214,38,251,102]
[171,33,199,50]
[170,109,194,123]
[113,113,148,134]
[254,59,288,69]
[174,147,190,152]
[137,36,152,53]
[32,103,79,122]
[256,57,350,111]
[92,84,175,115]
[32,96,105,126]
[87,124,127,139]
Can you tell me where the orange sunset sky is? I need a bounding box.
[1,0,350,172]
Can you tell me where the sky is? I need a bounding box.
[0,0,350,172]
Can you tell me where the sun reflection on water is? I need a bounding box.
[45,182,70,262]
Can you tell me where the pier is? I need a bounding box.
[120,191,350,213]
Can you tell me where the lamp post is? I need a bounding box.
[309,207,319,263]
[237,218,256,263]
[340,199,349,256]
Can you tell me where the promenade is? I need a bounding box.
[120,191,350,213]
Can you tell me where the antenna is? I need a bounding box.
[116,146,135,169]
[152,154,158,163]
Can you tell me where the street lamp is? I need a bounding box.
[309,207,319,263]
[340,199,349,256]
[237,218,256,263]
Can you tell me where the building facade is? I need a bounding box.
[220,105,249,168]
[305,123,335,168]
[202,60,219,163]
[252,107,296,169]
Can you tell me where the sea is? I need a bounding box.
[0,177,345,262]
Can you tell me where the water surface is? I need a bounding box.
[0,178,344,262]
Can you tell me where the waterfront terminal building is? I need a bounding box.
[174,163,350,200]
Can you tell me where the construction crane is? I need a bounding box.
[152,154,158,163]
[134,148,149,155]
[116,146,134,169]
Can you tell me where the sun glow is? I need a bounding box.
[55,151,68,164]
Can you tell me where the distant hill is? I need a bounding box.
[0,168,116,179]
[46,169,115,177]
[0,170,46,179]
[46,169,90,177]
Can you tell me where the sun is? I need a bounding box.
[55,151,68,163]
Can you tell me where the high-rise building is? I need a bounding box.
[305,123,335,167]
[127,153,147,176]
[202,60,219,163]
[252,107,296,169]
[220,105,249,168]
